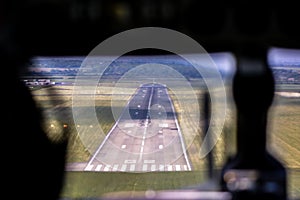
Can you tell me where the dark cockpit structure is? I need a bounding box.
[2,0,300,200]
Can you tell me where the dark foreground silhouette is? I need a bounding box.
[1,27,68,200]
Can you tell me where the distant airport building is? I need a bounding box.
[23,79,55,86]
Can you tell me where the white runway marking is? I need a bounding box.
[125,160,136,164]
[151,164,156,171]
[130,164,136,171]
[144,160,155,164]
[103,165,111,171]
[159,165,165,171]
[95,165,102,171]
[140,146,144,153]
[159,123,168,128]
[86,164,190,172]
[84,164,94,171]
[125,123,135,128]
[112,164,119,171]
[138,87,154,162]
[142,164,148,171]
[121,164,127,171]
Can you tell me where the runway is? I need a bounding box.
[84,83,192,172]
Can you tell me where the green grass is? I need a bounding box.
[60,171,207,199]
[276,84,300,92]
[59,170,300,199]
[288,169,300,199]
[268,95,300,169]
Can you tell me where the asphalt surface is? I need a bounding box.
[82,83,192,172]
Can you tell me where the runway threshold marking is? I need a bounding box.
[83,164,191,172]
[120,164,127,171]
[84,164,94,171]
[159,164,165,171]
[95,164,102,171]
[103,165,111,171]
[151,164,156,171]
[112,164,119,171]
[183,165,188,171]
[142,164,148,171]
[129,164,136,171]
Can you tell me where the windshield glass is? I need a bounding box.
[22,52,235,199]
[21,49,300,200]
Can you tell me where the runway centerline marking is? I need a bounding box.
[138,85,154,162]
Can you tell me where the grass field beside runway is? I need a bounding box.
[58,169,300,199]
[60,171,207,199]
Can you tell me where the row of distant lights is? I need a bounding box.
[50,124,69,128]
[69,0,178,26]
[49,124,95,128]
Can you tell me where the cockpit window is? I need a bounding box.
[20,49,300,199]
[22,53,236,199]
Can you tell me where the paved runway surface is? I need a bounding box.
[84,83,192,172]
